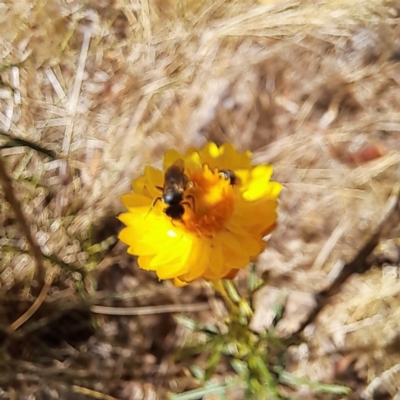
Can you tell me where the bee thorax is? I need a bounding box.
[163,190,184,205]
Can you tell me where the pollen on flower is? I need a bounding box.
[182,165,235,237]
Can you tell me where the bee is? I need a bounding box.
[219,169,238,185]
[152,159,194,221]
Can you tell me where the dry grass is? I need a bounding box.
[1,0,400,398]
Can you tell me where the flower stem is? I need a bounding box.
[212,279,253,325]
[212,279,240,315]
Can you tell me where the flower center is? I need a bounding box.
[181,165,235,237]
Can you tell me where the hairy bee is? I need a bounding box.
[153,159,194,221]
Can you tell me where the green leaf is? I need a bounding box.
[201,323,221,335]
[248,262,263,293]
[174,316,199,331]
[271,290,289,327]
[189,365,205,380]
[224,280,241,303]
[170,378,242,400]
[205,343,223,380]
[277,369,351,395]
[230,359,248,375]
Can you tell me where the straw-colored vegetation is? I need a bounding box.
[1,0,400,398]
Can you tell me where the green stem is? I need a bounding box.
[212,279,240,316]
[212,279,254,326]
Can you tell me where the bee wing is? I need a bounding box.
[171,158,185,170]
[164,158,186,186]
[172,158,191,187]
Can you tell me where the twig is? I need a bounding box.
[0,131,56,158]
[72,385,118,400]
[91,302,210,316]
[310,218,349,271]
[0,156,45,284]
[362,363,400,399]
[293,185,400,336]
[10,275,54,331]
[60,28,91,176]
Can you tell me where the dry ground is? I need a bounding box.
[1,0,400,399]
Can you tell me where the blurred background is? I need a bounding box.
[1,0,400,398]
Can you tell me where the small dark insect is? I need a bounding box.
[152,159,194,221]
[219,169,238,185]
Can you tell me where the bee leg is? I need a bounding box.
[182,198,196,212]
[185,194,196,211]
[155,185,164,192]
[146,196,162,218]
[151,196,162,208]
[168,215,185,227]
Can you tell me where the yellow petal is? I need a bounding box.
[119,225,168,256]
[127,242,158,256]
[163,149,184,169]
[132,176,152,197]
[252,165,273,180]
[118,226,144,246]
[184,151,202,173]
[222,250,249,270]
[141,225,181,243]
[202,142,220,159]
[118,209,159,228]
[149,234,190,268]
[144,166,164,190]
[121,193,152,209]
[155,249,190,279]
[219,227,261,257]
[242,166,275,201]
[219,143,252,169]
[180,238,210,282]
[203,240,224,280]
[137,255,157,271]
[156,263,188,280]
[173,277,187,287]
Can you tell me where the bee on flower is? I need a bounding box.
[151,158,195,222]
[118,142,282,286]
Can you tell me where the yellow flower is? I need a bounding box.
[118,142,282,285]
